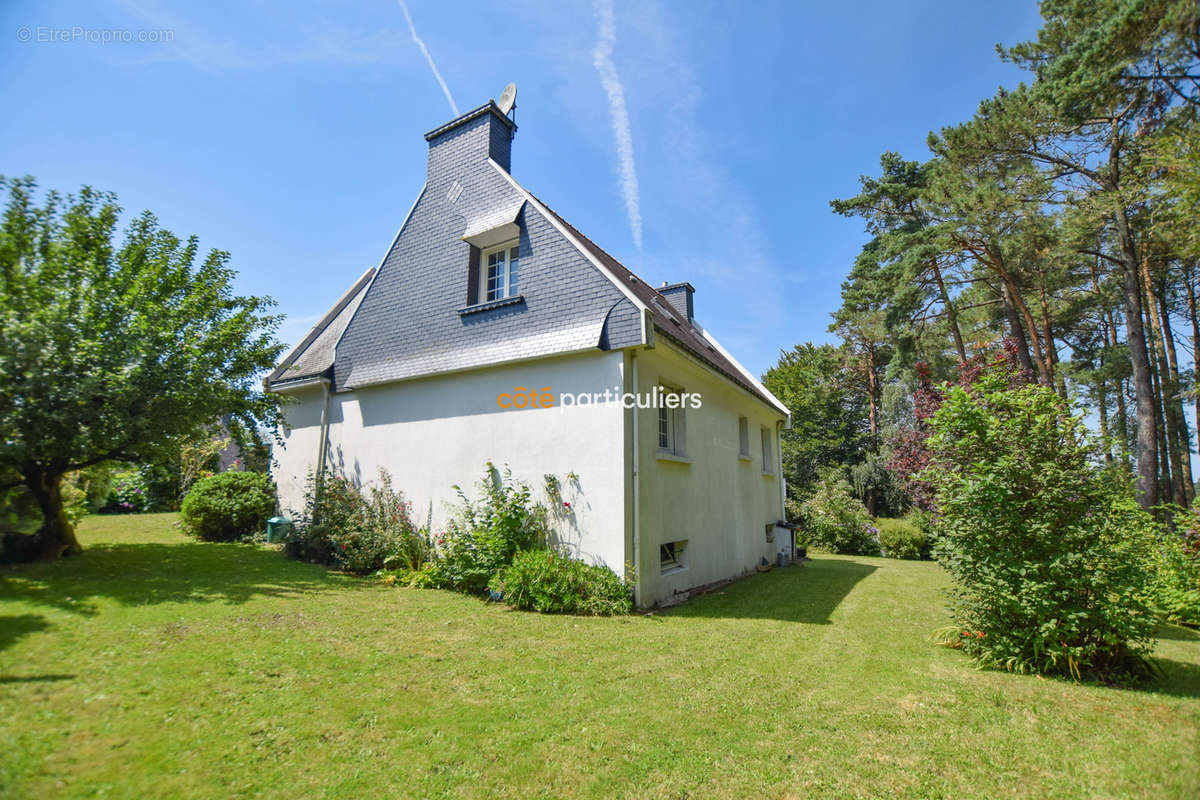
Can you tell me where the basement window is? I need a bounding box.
[482,242,520,302]
[660,540,687,575]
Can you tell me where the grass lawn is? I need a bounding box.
[2,515,1198,799]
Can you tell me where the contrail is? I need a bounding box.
[396,0,458,116]
[592,0,642,251]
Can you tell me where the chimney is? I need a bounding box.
[659,282,695,322]
[424,102,517,181]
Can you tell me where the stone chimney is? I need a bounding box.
[659,282,695,322]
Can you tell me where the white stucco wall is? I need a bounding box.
[274,341,787,606]
[273,350,628,573]
[631,341,787,606]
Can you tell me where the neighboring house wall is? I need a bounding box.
[275,349,629,574]
[632,339,785,606]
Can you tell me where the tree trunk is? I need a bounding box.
[1001,283,1036,378]
[1155,276,1193,504]
[930,259,968,364]
[1108,118,1158,508]
[1036,269,1065,398]
[1140,252,1188,506]
[989,254,1052,387]
[4,468,82,562]
[1098,376,1113,464]
[1187,264,1200,495]
[1114,206,1159,507]
[1117,376,1131,466]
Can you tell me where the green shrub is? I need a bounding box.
[489,549,632,615]
[285,521,335,566]
[1142,515,1200,627]
[60,472,90,525]
[180,471,276,542]
[876,517,928,560]
[924,363,1158,681]
[106,468,150,513]
[286,469,426,575]
[794,476,880,555]
[427,464,548,593]
[77,464,115,512]
[0,484,40,536]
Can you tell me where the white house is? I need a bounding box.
[268,98,792,606]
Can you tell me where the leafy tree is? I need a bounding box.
[934,0,1200,505]
[762,343,868,501]
[0,177,283,561]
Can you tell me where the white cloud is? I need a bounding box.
[113,0,433,71]
[607,0,785,374]
[395,0,459,116]
[591,0,643,251]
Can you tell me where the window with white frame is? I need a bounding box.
[482,242,520,301]
[738,415,750,458]
[761,426,774,474]
[660,540,687,574]
[657,385,686,456]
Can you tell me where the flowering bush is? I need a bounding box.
[925,357,1158,681]
[888,341,1033,511]
[793,476,880,555]
[106,468,150,513]
[426,463,549,593]
[286,469,426,575]
[489,548,632,615]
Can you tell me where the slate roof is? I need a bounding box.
[527,195,787,416]
[266,103,787,418]
[267,268,374,387]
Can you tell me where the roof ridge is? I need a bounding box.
[526,192,672,305]
[267,267,375,385]
[525,192,787,417]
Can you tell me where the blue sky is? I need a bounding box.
[1,0,1043,379]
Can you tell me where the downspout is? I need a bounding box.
[315,377,331,504]
[777,420,786,519]
[631,351,641,608]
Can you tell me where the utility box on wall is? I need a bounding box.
[770,520,799,563]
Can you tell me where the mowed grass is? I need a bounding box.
[2,515,1198,799]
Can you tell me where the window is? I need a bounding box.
[660,540,687,574]
[482,242,520,301]
[657,385,686,457]
[738,415,750,458]
[761,426,774,474]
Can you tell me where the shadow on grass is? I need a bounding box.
[0,540,360,621]
[0,673,76,684]
[665,556,877,624]
[1157,623,1199,642]
[0,613,52,651]
[1151,657,1200,699]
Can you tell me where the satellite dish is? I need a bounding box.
[497,83,517,115]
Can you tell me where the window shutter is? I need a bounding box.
[466,245,481,306]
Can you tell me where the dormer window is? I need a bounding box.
[482,242,520,301]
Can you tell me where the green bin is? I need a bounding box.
[266,516,291,543]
